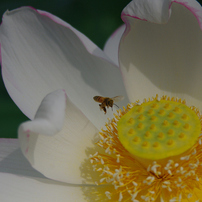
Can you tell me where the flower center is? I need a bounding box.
[118,98,201,160]
[89,95,202,201]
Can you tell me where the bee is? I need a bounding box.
[93,95,124,114]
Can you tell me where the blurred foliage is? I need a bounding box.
[0,0,202,138]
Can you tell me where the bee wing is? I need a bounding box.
[111,96,124,103]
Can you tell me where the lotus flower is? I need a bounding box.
[1,0,202,201]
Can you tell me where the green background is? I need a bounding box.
[0,0,201,138]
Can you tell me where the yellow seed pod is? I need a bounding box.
[117,100,201,160]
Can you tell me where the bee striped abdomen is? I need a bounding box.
[93,96,105,103]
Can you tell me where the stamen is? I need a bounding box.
[89,95,202,201]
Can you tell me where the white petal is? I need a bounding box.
[174,0,202,30]
[119,1,202,108]
[103,25,126,66]
[37,9,111,58]
[0,138,113,201]
[0,173,87,202]
[0,7,128,129]
[19,90,100,184]
[0,139,43,178]
[122,0,171,23]
[0,172,114,202]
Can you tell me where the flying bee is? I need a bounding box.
[93,95,124,114]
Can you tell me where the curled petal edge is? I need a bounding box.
[19,89,67,136]
[103,24,126,66]
[122,0,202,30]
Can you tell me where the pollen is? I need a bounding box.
[182,114,188,120]
[164,103,170,109]
[168,112,174,118]
[167,129,174,136]
[179,132,185,139]
[128,128,135,136]
[89,95,202,202]
[162,120,169,126]
[144,131,151,138]
[133,136,140,143]
[158,132,164,139]
[173,120,179,126]
[153,142,160,148]
[151,115,157,121]
[142,141,149,148]
[167,139,174,146]
[127,117,135,125]
[159,109,165,115]
[138,114,145,120]
[137,123,144,129]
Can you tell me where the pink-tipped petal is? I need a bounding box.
[119,1,202,107]
[19,90,99,184]
[103,24,126,66]
[0,7,128,129]
[122,0,171,23]
[122,0,202,27]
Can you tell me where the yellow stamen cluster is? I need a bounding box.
[89,95,202,201]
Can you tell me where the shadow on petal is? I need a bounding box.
[0,147,45,178]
